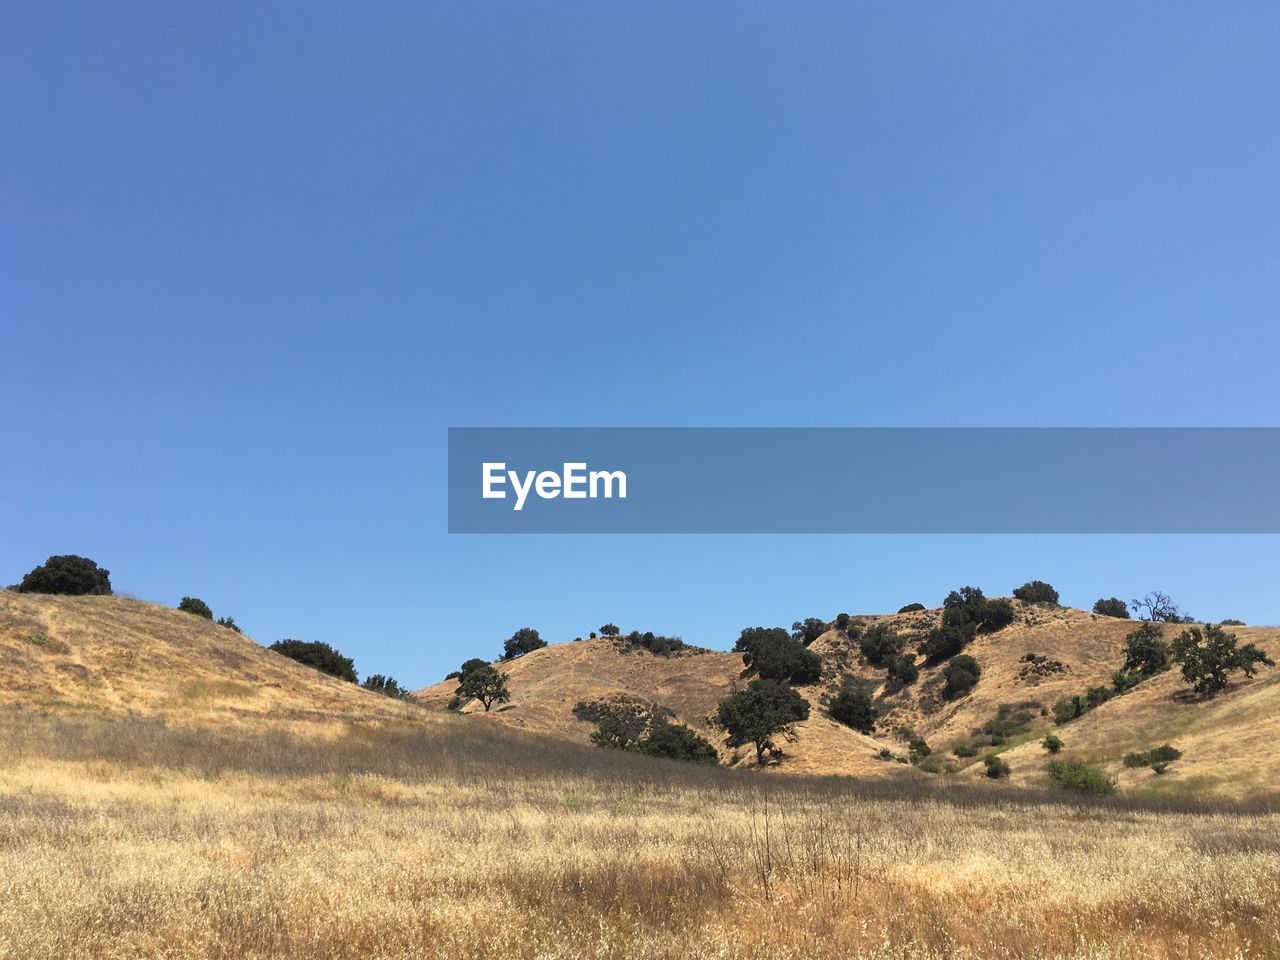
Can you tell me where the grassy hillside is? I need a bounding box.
[1,592,1278,958]
[0,591,421,725]
[418,602,1280,797]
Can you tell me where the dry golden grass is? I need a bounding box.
[2,709,1279,960]
[4,593,1280,958]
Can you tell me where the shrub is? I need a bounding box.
[1220,618,1245,626]
[362,674,412,699]
[835,612,851,633]
[215,616,241,633]
[640,723,718,764]
[177,597,213,619]
[921,587,1011,663]
[942,655,981,699]
[857,624,904,668]
[1122,622,1170,677]
[1172,623,1275,695]
[446,695,463,711]
[792,618,827,646]
[1041,733,1064,754]
[983,755,1010,779]
[908,738,931,763]
[599,624,620,636]
[734,627,822,684]
[1093,597,1130,618]
[501,627,546,660]
[884,653,919,693]
[713,679,810,765]
[268,640,357,682]
[1123,744,1179,768]
[981,701,1041,743]
[952,742,978,758]
[1047,759,1114,794]
[897,602,926,613]
[829,686,877,734]
[17,555,112,596]
[456,664,511,711]
[1013,581,1059,605]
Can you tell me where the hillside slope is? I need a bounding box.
[0,591,422,726]
[418,604,1280,796]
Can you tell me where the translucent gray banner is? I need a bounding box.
[447,428,1280,533]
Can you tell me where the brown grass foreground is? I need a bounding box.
[2,707,1278,960]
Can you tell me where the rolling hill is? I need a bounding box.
[0,590,422,726]
[417,602,1280,797]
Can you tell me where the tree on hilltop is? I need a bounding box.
[1093,597,1130,618]
[178,597,213,619]
[18,555,112,596]
[501,627,546,660]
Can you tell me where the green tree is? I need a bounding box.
[791,618,827,646]
[215,616,242,633]
[1171,624,1274,696]
[714,679,810,765]
[835,612,851,633]
[18,555,112,596]
[501,627,546,660]
[1092,597,1130,618]
[1013,581,1060,605]
[857,624,904,667]
[734,627,822,684]
[178,596,213,619]
[885,653,919,693]
[362,674,412,698]
[1041,733,1064,754]
[457,664,511,711]
[640,724,718,764]
[1121,622,1170,677]
[942,655,982,699]
[829,686,877,734]
[897,602,926,613]
[598,623,621,636]
[268,640,357,682]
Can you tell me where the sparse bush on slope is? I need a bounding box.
[942,655,981,699]
[897,602,926,613]
[18,555,112,596]
[178,597,213,619]
[1047,759,1115,794]
[829,685,877,734]
[268,639,357,683]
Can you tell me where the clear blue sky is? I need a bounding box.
[5,4,1278,686]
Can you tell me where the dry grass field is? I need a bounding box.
[3,709,1279,960]
[3,593,1280,959]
